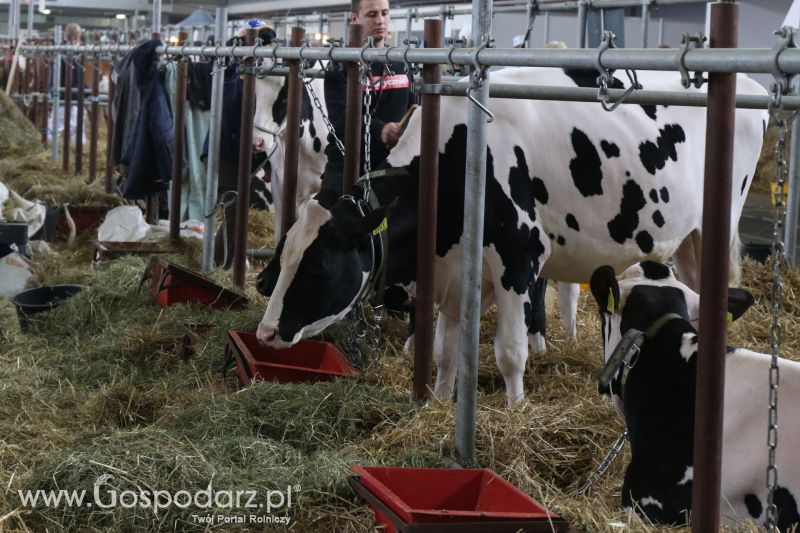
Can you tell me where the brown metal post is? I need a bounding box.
[145,32,162,223]
[88,56,100,183]
[280,27,305,238]
[169,31,189,245]
[40,54,49,147]
[75,52,85,174]
[105,67,115,193]
[691,2,738,532]
[232,28,257,287]
[27,49,35,123]
[342,23,364,194]
[413,20,442,402]
[62,55,73,172]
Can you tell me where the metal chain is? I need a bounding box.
[304,78,345,157]
[362,63,373,180]
[576,430,628,496]
[765,100,796,530]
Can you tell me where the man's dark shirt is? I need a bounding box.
[322,60,413,191]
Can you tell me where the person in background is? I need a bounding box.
[49,22,84,143]
[320,0,415,193]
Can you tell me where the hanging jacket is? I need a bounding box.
[119,40,174,199]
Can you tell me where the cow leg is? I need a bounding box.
[674,229,701,292]
[527,278,547,352]
[494,290,530,406]
[558,282,580,343]
[432,312,459,400]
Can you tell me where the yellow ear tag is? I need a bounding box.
[373,218,388,236]
[727,312,733,327]
[607,288,615,314]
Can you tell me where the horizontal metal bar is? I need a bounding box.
[418,81,800,109]
[18,44,800,76]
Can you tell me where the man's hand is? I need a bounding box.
[381,122,403,147]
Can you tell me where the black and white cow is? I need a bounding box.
[589,261,799,530]
[255,67,766,406]
[252,63,582,347]
[252,71,328,238]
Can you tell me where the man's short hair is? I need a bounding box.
[351,0,361,13]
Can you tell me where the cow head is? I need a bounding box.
[588,261,754,419]
[252,63,288,155]
[255,189,396,347]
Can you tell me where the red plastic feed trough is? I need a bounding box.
[150,259,248,309]
[224,330,358,386]
[94,241,174,263]
[57,205,111,236]
[350,466,569,533]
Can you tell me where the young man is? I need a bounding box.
[321,0,415,193]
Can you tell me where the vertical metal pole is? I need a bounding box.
[169,31,189,245]
[344,12,351,43]
[641,0,651,48]
[405,9,414,43]
[658,17,664,45]
[87,54,99,182]
[104,65,115,194]
[28,45,36,123]
[456,0,492,466]
[50,25,61,162]
[342,23,364,194]
[785,75,800,267]
[75,50,85,174]
[414,19,442,402]
[62,55,73,172]
[692,2,738,532]
[40,51,48,147]
[26,0,32,38]
[152,0,161,39]
[525,0,538,48]
[544,12,550,46]
[439,7,449,41]
[281,27,305,238]
[232,27,257,288]
[576,0,588,48]
[202,7,227,273]
[147,7,161,224]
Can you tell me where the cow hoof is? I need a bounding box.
[528,333,546,353]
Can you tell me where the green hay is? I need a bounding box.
[0,91,40,158]
[2,229,799,532]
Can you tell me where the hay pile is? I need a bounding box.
[3,226,796,532]
[0,90,40,158]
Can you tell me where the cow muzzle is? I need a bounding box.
[256,323,293,349]
[252,136,267,152]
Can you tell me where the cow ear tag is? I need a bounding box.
[373,217,388,236]
[607,288,615,314]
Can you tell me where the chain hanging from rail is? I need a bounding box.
[764,25,798,532]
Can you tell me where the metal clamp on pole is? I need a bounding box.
[678,32,707,89]
[768,26,796,108]
[595,31,640,112]
[402,37,420,78]
[466,35,494,123]
[324,37,342,71]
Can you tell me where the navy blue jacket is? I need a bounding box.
[120,40,174,199]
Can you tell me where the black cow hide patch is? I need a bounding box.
[570,128,604,197]
[601,140,620,158]
[607,180,647,245]
[566,214,580,232]
[639,124,687,175]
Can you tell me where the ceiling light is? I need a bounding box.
[314,32,322,41]
[115,14,126,20]
[41,8,50,14]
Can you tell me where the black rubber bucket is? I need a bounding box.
[11,285,86,332]
[742,242,772,264]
